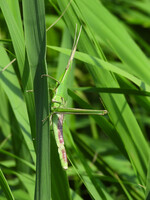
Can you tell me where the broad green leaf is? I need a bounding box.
[22,0,51,199]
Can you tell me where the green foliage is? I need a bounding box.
[0,0,150,199]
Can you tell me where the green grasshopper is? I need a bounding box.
[43,25,107,169]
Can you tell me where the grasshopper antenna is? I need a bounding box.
[68,25,82,69]
[46,0,73,32]
[42,25,82,91]
[1,58,16,73]
[41,74,60,85]
[61,25,82,83]
[72,24,78,52]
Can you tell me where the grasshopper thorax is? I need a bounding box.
[52,95,65,111]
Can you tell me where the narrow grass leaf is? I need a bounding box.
[0,168,14,200]
[0,46,35,163]
[0,0,36,146]
[68,89,127,158]
[57,0,149,188]
[70,189,83,200]
[48,46,150,92]
[0,149,35,171]
[71,87,150,96]
[64,123,113,200]
[75,0,150,85]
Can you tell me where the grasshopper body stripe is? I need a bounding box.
[53,114,68,169]
[57,114,64,145]
[59,148,68,168]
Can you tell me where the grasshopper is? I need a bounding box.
[43,25,107,169]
